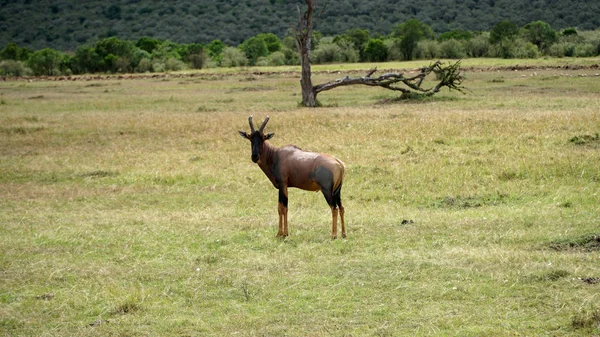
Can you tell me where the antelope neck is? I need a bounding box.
[257,141,279,183]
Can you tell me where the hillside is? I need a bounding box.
[1,0,599,51]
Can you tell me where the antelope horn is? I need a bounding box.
[258,116,270,133]
[248,115,256,132]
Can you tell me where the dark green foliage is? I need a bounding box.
[562,28,578,36]
[1,0,598,52]
[94,37,136,73]
[206,39,225,62]
[182,43,205,69]
[0,42,32,61]
[70,46,102,74]
[255,33,282,54]
[363,39,388,62]
[392,19,434,60]
[490,20,520,58]
[490,20,519,45]
[104,5,121,20]
[136,37,162,54]
[334,28,370,61]
[27,48,65,76]
[522,21,558,52]
[239,36,268,66]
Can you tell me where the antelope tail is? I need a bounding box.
[333,158,345,194]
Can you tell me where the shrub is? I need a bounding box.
[415,40,440,59]
[313,40,358,64]
[0,60,30,76]
[152,62,165,73]
[466,33,491,57]
[513,40,540,58]
[312,42,341,63]
[27,48,65,76]
[267,51,286,66]
[220,47,248,67]
[521,20,558,52]
[489,38,538,58]
[239,36,268,65]
[363,39,388,62]
[438,39,467,59]
[135,58,152,72]
[574,43,597,57]
[548,42,576,57]
[281,47,299,65]
[164,58,186,71]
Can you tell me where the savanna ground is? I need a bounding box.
[1,58,600,336]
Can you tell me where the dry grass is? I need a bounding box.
[1,58,600,336]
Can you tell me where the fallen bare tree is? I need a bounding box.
[293,0,466,107]
[314,60,465,99]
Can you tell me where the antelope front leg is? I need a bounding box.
[277,187,289,237]
[277,202,285,237]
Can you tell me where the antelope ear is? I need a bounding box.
[265,133,274,140]
[238,131,250,139]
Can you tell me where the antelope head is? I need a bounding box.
[238,115,274,163]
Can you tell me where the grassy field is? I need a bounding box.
[1,58,600,336]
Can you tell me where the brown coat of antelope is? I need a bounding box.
[239,116,346,239]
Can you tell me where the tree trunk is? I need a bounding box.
[299,44,317,107]
[295,0,318,107]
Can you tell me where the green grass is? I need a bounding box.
[1,57,600,336]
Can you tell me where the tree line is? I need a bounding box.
[1,19,599,77]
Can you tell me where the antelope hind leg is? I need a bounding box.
[339,205,346,238]
[331,207,338,239]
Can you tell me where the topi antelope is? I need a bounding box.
[239,115,346,239]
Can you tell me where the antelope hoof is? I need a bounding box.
[276,233,288,238]
[331,234,337,240]
[342,233,347,239]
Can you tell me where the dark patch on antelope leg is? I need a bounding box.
[312,166,334,193]
[314,166,340,239]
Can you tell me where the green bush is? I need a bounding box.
[438,39,467,59]
[239,36,268,65]
[574,43,597,57]
[0,60,30,76]
[27,48,65,76]
[465,33,491,57]
[313,42,341,63]
[0,42,31,61]
[313,39,358,64]
[548,42,575,57]
[513,40,540,58]
[271,51,286,66]
[220,47,248,67]
[135,58,152,72]
[363,39,388,62]
[415,40,440,59]
[489,37,538,59]
[164,58,186,71]
[281,47,299,65]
